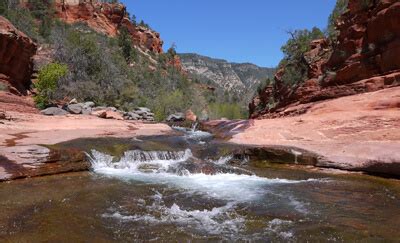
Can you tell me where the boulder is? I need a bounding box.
[185,110,197,122]
[82,107,92,115]
[83,101,95,108]
[166,113,185,122]
[67,104,83,114]
[41,107,68,116]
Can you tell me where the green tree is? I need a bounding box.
[279,27,324,86]
[327,0,348,41]
[118,26,134,61]
[34,62,68,109]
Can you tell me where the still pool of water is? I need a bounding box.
[0,130,399,242]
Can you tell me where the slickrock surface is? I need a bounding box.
[0,109,173,181]
[204,87,400,177]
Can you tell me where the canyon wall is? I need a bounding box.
[0,16,37,95]
[250,0,400,118]
[55,1,163,53]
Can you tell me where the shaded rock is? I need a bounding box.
[0,111,5,120]
[67,104,83,114]
[166,113,185,122]
[41,107,68,116]
[0,16,37,95]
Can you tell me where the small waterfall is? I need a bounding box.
[191,122,199,132]
[88,149,193,171]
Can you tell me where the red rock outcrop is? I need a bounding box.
[250,0,400,118]
[54,2,163,53]
[0,16,37,95]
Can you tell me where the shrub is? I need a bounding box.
[34,62,68,109]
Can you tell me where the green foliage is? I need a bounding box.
[0,0,6,15]
[138,20,150,29]
[34,62,68,109]
[2,0,55,41]
[257,78,272,94]
[2,6,40,41]
[327,0,348,41]
[208,103,246,120]
[279,27,324,87]
[0,82,8,92]
[152,90,188,121]
[118,26,134,61]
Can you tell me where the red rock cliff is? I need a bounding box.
[0,16,37,95]
[250,0,400,119]
[55,2,163,53]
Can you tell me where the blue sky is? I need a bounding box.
[122,0,337,67]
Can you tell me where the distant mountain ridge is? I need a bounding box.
[179,53,275,102]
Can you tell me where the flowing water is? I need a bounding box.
[0,128,400,241]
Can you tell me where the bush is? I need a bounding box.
[34,62,68,109]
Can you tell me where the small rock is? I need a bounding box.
[105,110,124,120]
[92,106,106,112]
[41,107,68,116]
[91,109,123,120]
[83,101,95,108]
[91,110,107,119]
[69,98,78,104]
[126,112,140,120]
[135,107,151,113]
[67,104,83,114]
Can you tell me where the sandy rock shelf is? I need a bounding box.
[203,87,400,178]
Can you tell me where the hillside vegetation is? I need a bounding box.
[0,0,248,120]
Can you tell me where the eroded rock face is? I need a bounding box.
[0,16,37,95]
[55,2,163,54]
[324,0,400,85]
[250,0,400,119]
